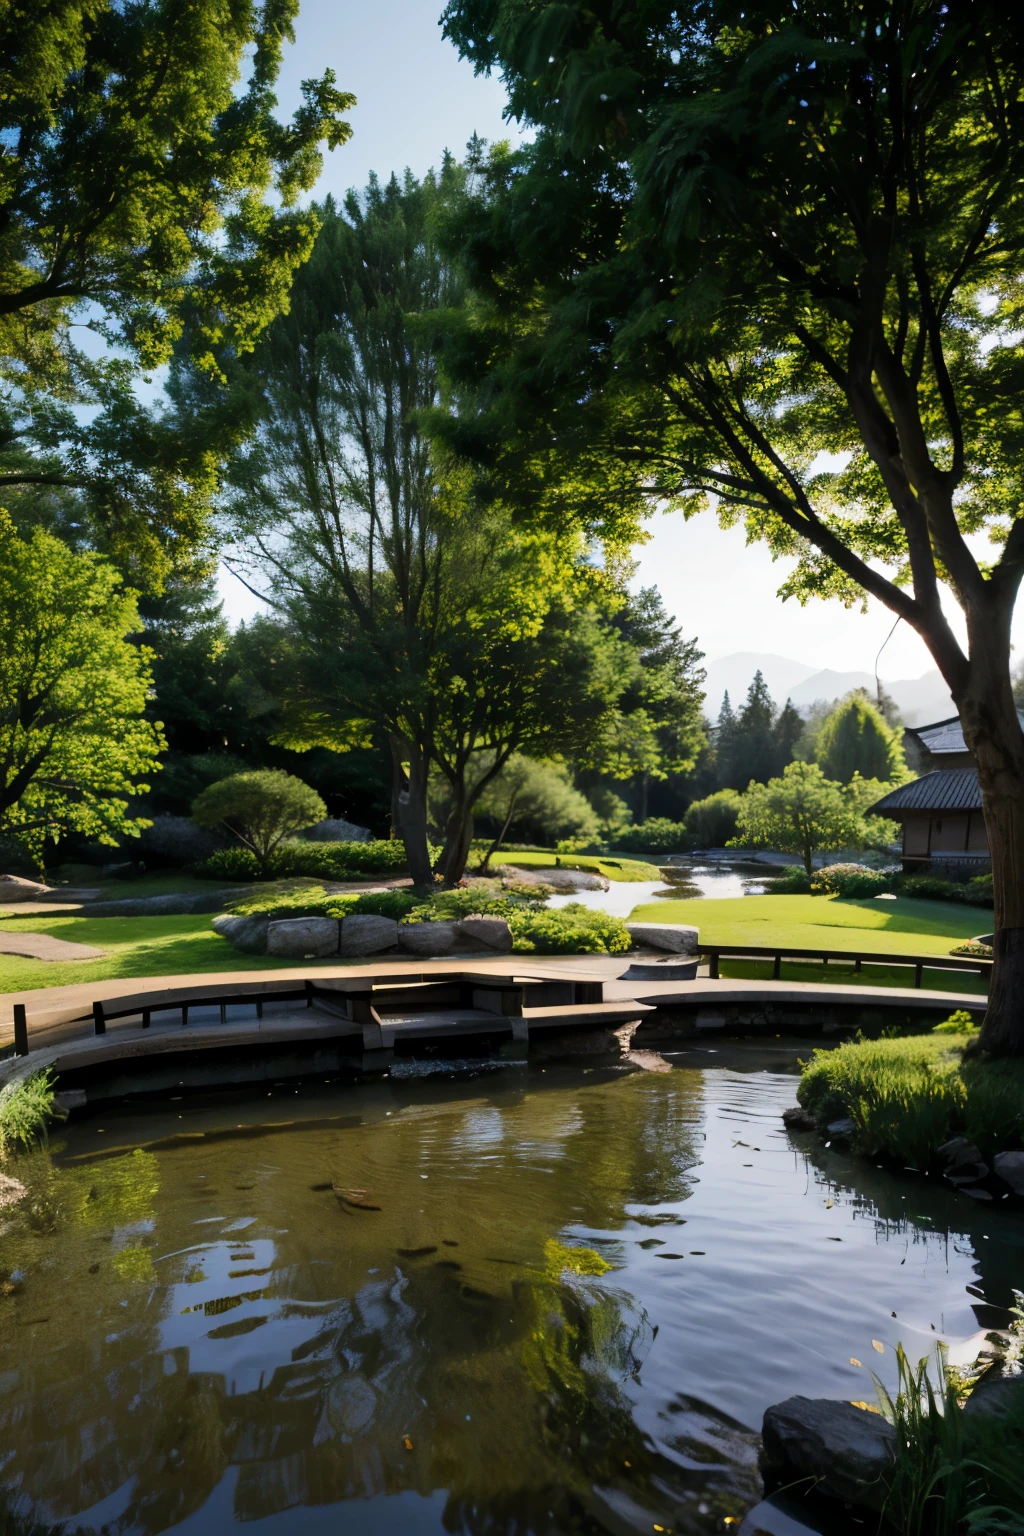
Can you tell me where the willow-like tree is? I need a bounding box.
[0,0,353,584]
[441,1,1024,1054]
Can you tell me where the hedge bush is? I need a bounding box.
[198,839,434,882]
[508,903,631,955]
[810,863,894,897]
[614,818,693,853]
[897,872,993,907]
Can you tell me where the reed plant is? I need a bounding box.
[0,1069,57,1159]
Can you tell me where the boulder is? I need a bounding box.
[340,914,399,956]
[937,1136,989,1187]
[625,922,699,955]
[211,914,271,955]
[782,1106,818,1132]
[0,1173,27,1210]
[761,1397,896,1512]
[303,818,371,843]
[453,915,513,952]
[993,1150,1024,1197]
[398,921,457,957]
[738,1494,833,1535]
[0,874,51,903]
[962,1371,1024,1420]
[266,917,340,958]
[825,1117,856,1140]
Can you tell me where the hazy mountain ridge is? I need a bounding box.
[704,651,955,728]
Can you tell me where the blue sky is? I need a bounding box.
[217,0,1004,687]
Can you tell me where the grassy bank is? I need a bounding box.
[797,1030,1024,1166]
[718,957,987,995]
[628,893,987,954]
[495,852,662,882]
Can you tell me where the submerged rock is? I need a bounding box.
[937,1136,989,1187]
[782,1106,818,1133]
[266,916,339,958]
[962,1371,1024,1419]
[339,914,398,956]
[398,921,457,957]
[453,915,513,952]
[761,1396,895,1512]
[993,1150,1024,1197]
[625,921,699,954]
[0,1173,27,1210]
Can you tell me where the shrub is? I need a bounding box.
[810,862,894,898]
[769,866,813,893]
[0,1069,57,1158]
[684,789,743,847]
[233,887,421,921]
[933,1009,978,1035]
[950,939,992,959]
[198,838,429,882]
[508,902,631,955]
[897,873,994,907]
[191,769,327,877]
[614,818,693,853]
[195,845,262,881]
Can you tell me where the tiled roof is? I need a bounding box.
[870,769,982,815]
[911,711,1024,757]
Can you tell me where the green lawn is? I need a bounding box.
[628,892,989,955]
[497,851,662,882]
[717,957,987,995]
[0,912,329,996]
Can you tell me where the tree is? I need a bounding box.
[731,762,868,876]
[685,789,742,848]
[191,770,325,878]
[815,694,908,785]
[0,0,354,583]
[447,755,600,869]
[0,513,163,865]
[440,1,1024,1052]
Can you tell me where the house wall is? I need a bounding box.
[900,811,990,873]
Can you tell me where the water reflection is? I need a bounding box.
[1,1057,1020,1536]
[547,860,776,918]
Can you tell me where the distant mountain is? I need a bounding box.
[703,652,955,728]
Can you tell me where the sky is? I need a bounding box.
[216,0,1021,683]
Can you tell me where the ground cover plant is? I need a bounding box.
[196,839,427,882]
[797,1027,1024,1167]
[0,1070,57,1159]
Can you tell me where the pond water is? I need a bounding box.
[2,1049,1021,1536]
[547,860,777,918]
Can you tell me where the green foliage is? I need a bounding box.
[797,1033,1023,1165]
[232,886,421,921]
[811,863,894,898]
[197,838,417,882]
[0,0,353,583]
[508,902,631,955]
[685,789,743,847]
[0,1070,57,1159]
[444,756,601,857]
[543,1240,613,1280]
[951,941,994,960]
[503,851,661,881]
[934,1011,980,1036]
[191,770,326,877]
[730,762,870,875]
[899,875,995,909]
[875,1344,1024,1536]
[715,673,801,791]
[614,817,692,853]
[770,867,813,893]
[0,515,163,864]
[815,695,908,785]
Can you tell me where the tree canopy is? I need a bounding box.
[732,761,874,875]
[815,694,907,784]
[0,511,163,863]
[191,769,325,877]
[0,0,354,585]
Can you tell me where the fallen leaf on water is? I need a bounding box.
[850,1400,881,1414]
[850,1357,862,1367]
[872,1339,885,1353]
[824,1198,834,1209]
[403,1437,413,1451]
[333,1186,382,1211]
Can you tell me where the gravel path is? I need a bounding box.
[0,932,106,962]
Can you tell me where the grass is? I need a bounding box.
[797,1031,1024,1165]
[628,893,987,955]
[495,851,662,882]
[717,957,988,995]
[0,911,325,995]
[0,1069,57,1157]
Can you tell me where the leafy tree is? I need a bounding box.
[441,0,1024,1053]
[685,789,743,848]
[457,755,600,868]
[0,0,354,584]
[815,694,908,785]
[731,762,871,876]
[0,512,163,865]
[191,770,325,878]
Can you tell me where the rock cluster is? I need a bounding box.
[214,911,514,959]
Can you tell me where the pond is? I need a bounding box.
[2,1049,1021,1536]
[547,859,777,918]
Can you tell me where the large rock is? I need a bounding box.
[212,914,271,955]
[625,921,699,955]
[303,818,371,843]
[398,921,457,956]
[453,915,513,952]
[267,917,340,958]
[993,1150,1024,1197]
[962,1371,1024,1419]
[761,1397,896,1512]
[937,1136,988,1187]
[340,914,399,956]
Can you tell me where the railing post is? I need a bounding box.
[772,953,781,980]
[709,951,720,980]
[93,1001,106,1036]
[914,962,923,988]
[305,979,314,1009]
[13,1003,28,1057]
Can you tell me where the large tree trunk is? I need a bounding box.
[436,790,475,886]
[955,649,1024,1055]
[389,739,434,889]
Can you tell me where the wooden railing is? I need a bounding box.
[698,943,990,989]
